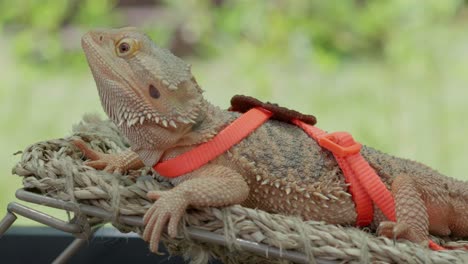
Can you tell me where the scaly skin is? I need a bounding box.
[75,27,468,253]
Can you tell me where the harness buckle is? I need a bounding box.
[318,132,362,157]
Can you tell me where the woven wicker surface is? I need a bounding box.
[12,115,468,264]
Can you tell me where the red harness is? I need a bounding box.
[153,107,443,250]
[154,108,273,177]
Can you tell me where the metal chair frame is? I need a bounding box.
[0,189,337,264]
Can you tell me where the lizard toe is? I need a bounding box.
[143,205,159,241]
[147,190,164,200]
[143,203,158,225]
[83,160,107,170]
[377,221,427,244]
[71,139,102,160]
[377,221,411,241]
[377,221,397,239]
[149,212,170,253]
[167,209,184,238]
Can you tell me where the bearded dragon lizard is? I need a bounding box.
[74,27,468,253]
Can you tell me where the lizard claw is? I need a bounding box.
[83,160,107,170]
[142,190,188,253]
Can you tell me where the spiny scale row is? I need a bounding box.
[253,174,350,202]
[115,100,201,129]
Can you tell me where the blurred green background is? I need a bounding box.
[1,0,468,225]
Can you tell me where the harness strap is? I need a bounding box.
[292,119,443,250]
[292,120,391,226]
[153,107,445,250]
[153,107,273,177]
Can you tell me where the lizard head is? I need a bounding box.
[81,27,203,130]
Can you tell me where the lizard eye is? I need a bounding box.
[119,42,130,53]
[116,38,139,57]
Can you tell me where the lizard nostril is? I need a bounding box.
[99,35,103,41]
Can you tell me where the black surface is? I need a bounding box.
[0,226,197,264]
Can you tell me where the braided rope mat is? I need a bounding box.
[12,115,468,264]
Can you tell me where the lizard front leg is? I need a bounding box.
[72,139,144,174]
[142,164,250,253]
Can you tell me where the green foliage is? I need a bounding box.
[165,0,465,67]
[1,0,466,71]
[0,0,119,70]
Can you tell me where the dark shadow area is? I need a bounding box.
[1,226,220,264]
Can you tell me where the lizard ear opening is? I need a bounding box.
[149,84,160,99]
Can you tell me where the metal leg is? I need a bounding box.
[0,211,17,238]
[52,238,89,264]
[52,226,100,264]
